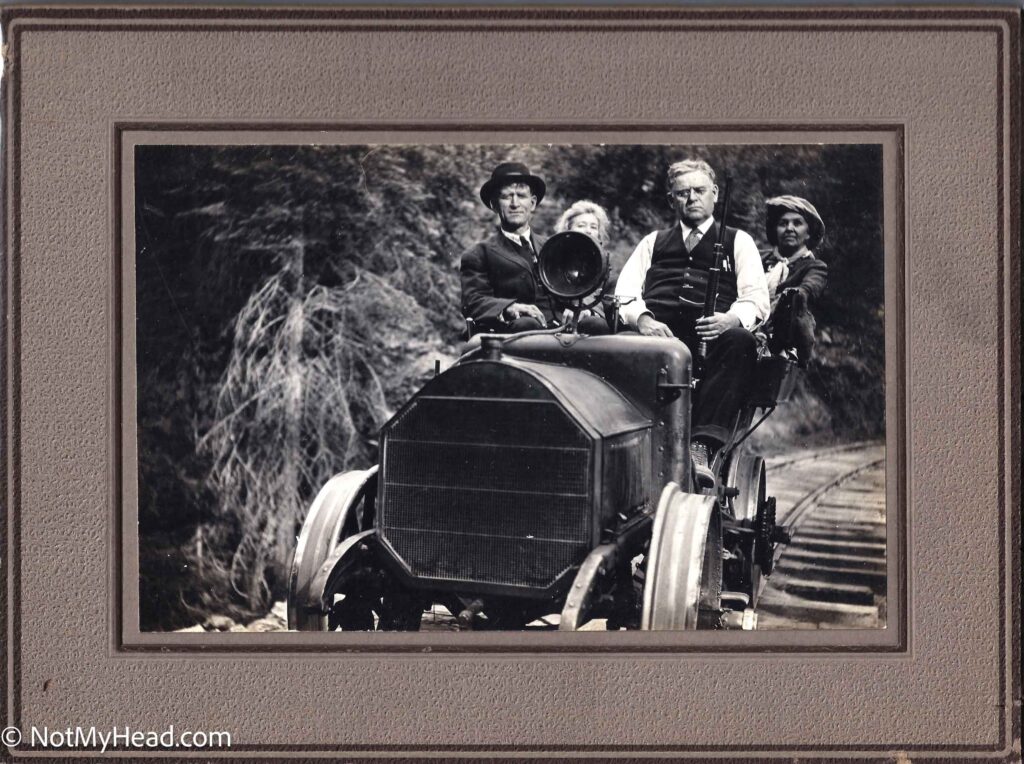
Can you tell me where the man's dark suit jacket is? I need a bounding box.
[460,229,553,323]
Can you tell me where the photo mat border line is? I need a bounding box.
[115,122,906,659]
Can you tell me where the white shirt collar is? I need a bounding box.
[500,228,533,247]
[680,217,716,239]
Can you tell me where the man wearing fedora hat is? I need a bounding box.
[460,162,557,333]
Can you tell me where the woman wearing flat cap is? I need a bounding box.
[460,162,557,334]
[761,195,829,365]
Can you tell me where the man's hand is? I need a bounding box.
[695,311,741,340]
[561,308,595,324]
[637,314,675,338]
[504,302,546,323]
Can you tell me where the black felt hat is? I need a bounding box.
[479,162,547,206]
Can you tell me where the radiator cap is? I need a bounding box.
[481,335,503,360]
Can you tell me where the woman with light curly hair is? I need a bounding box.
[553,200,613,334]
[554,199,612,247]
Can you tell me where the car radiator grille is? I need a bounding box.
[380,396,593,589]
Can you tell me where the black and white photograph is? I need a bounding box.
[134,142,886,633]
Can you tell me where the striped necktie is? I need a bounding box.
[685,227,702,253]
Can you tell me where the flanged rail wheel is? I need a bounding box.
[287,468,377,630]
[727,448,767,524]
[725,449,768,603]
[641,483,721,630]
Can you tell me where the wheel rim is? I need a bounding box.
[287,468,377,630]
[642,485,718,630]
[309,532,423,632]
[727,451,766,524]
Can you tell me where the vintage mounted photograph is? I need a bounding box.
[134,142,886,634]
[6,6,1016,759]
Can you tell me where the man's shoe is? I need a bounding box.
[690,441,716,489]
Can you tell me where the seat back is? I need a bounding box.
[464,316,499,340]
[749,355,799,408]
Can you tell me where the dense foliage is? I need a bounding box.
[135,143,885,629]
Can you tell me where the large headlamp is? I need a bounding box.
[537,231,609,301]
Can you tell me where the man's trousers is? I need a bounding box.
[672,323,759,446]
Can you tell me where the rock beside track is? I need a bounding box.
[175,601,287,633]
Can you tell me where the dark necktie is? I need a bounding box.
[520,236,536,262]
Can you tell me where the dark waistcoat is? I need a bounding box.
[642,222,739,323]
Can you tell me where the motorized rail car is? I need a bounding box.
[288,231,796,631]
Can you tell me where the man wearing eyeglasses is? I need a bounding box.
[614,159,769,485]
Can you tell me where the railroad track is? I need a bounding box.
[758,443,887,629]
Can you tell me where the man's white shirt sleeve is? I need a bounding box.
[614,225,770,330]
[614,231,658,328]
[730,229,769,329]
